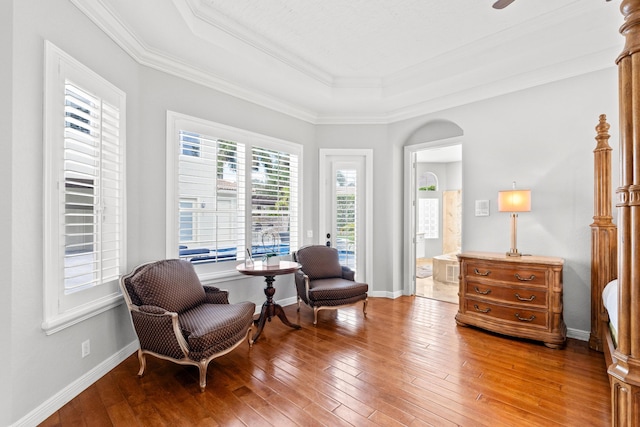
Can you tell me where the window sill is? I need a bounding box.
[42,292,123,335]
[198,268,245,286]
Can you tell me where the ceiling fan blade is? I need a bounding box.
[493,0,516,9]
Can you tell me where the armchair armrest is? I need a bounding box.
[294,270,311,304]
[203,286,229,304]
[294,270,305,290]
[341,266,355,281]
[130,307,189,359]
[139,305,167,315]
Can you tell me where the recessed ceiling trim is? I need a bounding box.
[70,0,623,125]
[69,0,320,123]
[384,49,619,124]
[177,0,336,86]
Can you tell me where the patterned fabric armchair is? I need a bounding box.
[293,245,368,325]
[120,259,255,391]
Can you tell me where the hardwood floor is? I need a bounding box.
[40,296,611,426]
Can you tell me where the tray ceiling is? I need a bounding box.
[71,0,623,123]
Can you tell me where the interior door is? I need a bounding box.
[319,150,372,283]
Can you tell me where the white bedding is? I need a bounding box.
[603,279,618,339]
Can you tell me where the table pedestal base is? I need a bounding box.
[252,275,301,343]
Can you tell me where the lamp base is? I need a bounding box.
[506,213,522,257]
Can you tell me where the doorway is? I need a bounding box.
[404,139,462,302]
[319,149,373,284]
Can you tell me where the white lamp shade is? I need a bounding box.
[498,189,531,212]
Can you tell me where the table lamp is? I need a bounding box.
[498,182,531,257]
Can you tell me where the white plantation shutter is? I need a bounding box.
[63,83,122,291]
[43,42,126,334]
[167,112,302,270]
[251,147,298,257]
[177,132,246,263]
[335,168,357,270]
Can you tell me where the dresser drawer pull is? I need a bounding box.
[514,293,536,302]
[473,304,491,313]
[515,273,535,281]
[515,313,536,322]
[474,286,492,295]
[473,268,491,276]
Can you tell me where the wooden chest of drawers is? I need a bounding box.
[455,251,566,348]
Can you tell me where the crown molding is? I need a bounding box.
[70,0,622,126]
[383,49,620,124]
[69,0,320,123]
[178,0,335,86]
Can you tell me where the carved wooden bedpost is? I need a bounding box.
[590,114,617,352]
[610,1,640,425]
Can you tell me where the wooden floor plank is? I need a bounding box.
[40,296,611,426]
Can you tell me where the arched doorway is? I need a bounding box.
[403,120,463,302]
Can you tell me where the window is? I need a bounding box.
[335,168,356,270]
[167,112,301,273]
[418,198,439,239]
[43,42,126,334]
[181,131,201,157]
[251,147,298,258]
[418,171,438,191]
[176,131,246,263]
[179,199,196,242]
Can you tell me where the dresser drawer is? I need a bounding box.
[465,281,547,308]
[464,299,548,328]
[456,252,565,348]
[465,262,546,287]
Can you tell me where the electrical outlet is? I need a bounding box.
[81,340,90,358]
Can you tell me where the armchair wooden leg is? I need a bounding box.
[198,360,207,393]
[297,296,301,312]
[247,326,254,347]
[313,307,319,326]
[137,349,146,377]
[363,298,368,316]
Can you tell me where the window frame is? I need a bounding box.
[166,111,302,281]
[42,41,127,335]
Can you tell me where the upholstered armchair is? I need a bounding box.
[120,259,255,391]
[293,245,368,325]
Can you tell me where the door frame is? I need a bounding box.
[319,149,373,286]
[403,137,462,295]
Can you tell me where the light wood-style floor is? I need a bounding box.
[40,297,611,426]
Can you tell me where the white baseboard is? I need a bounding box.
[277,296,298,308]
[13,341,138,427]
[369,290,403,299]
[567,327,590,342]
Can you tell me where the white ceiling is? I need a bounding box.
[71,0,623,123]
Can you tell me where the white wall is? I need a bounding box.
[6,0,619,423]
[1,1,13,425]
[446,161,462,190]
[7,0,316,425]
[314,124,404,296]
[391,67,619,334]
[130,65,316,304]
[9,1,142,424]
